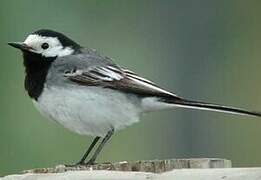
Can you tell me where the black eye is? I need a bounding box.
[41,43,49,50]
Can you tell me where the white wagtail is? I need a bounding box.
[8,29,261,165]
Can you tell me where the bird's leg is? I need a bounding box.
[86,129,114,165]
[67,136,100,166]
[77,136,100,165]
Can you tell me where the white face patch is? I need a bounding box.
[23,34,74,57]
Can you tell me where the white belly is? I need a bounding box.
[33,85,141,137]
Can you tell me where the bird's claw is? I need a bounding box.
[65,160,96,167]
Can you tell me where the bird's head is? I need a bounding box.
[8,29,81,59]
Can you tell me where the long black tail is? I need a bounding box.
[162,97,261,117]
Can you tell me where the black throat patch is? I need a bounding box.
[23,51,55,100]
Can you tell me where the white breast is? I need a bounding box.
[33,85,141,137]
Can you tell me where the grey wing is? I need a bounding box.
[59,54,180,99]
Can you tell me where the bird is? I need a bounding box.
[8,29,261,166]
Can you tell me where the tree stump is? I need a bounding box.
[23,158,231,174]
[1,158,236,180]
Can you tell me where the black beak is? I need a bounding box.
[8,42,34,52]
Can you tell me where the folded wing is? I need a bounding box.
[65,65,181,99]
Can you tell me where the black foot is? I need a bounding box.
[85,158,96,165]
[65,161,85,167]
[65,160,97,167]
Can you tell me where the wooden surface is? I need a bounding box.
[1,158,235,179]
[22,158,231,174]
[160,168,261,180]
[3,168,261,180]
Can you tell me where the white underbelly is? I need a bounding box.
[33,85,141,137]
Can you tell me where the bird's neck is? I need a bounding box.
[23,52,55,100]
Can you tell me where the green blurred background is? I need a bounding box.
[1,0,261,175]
